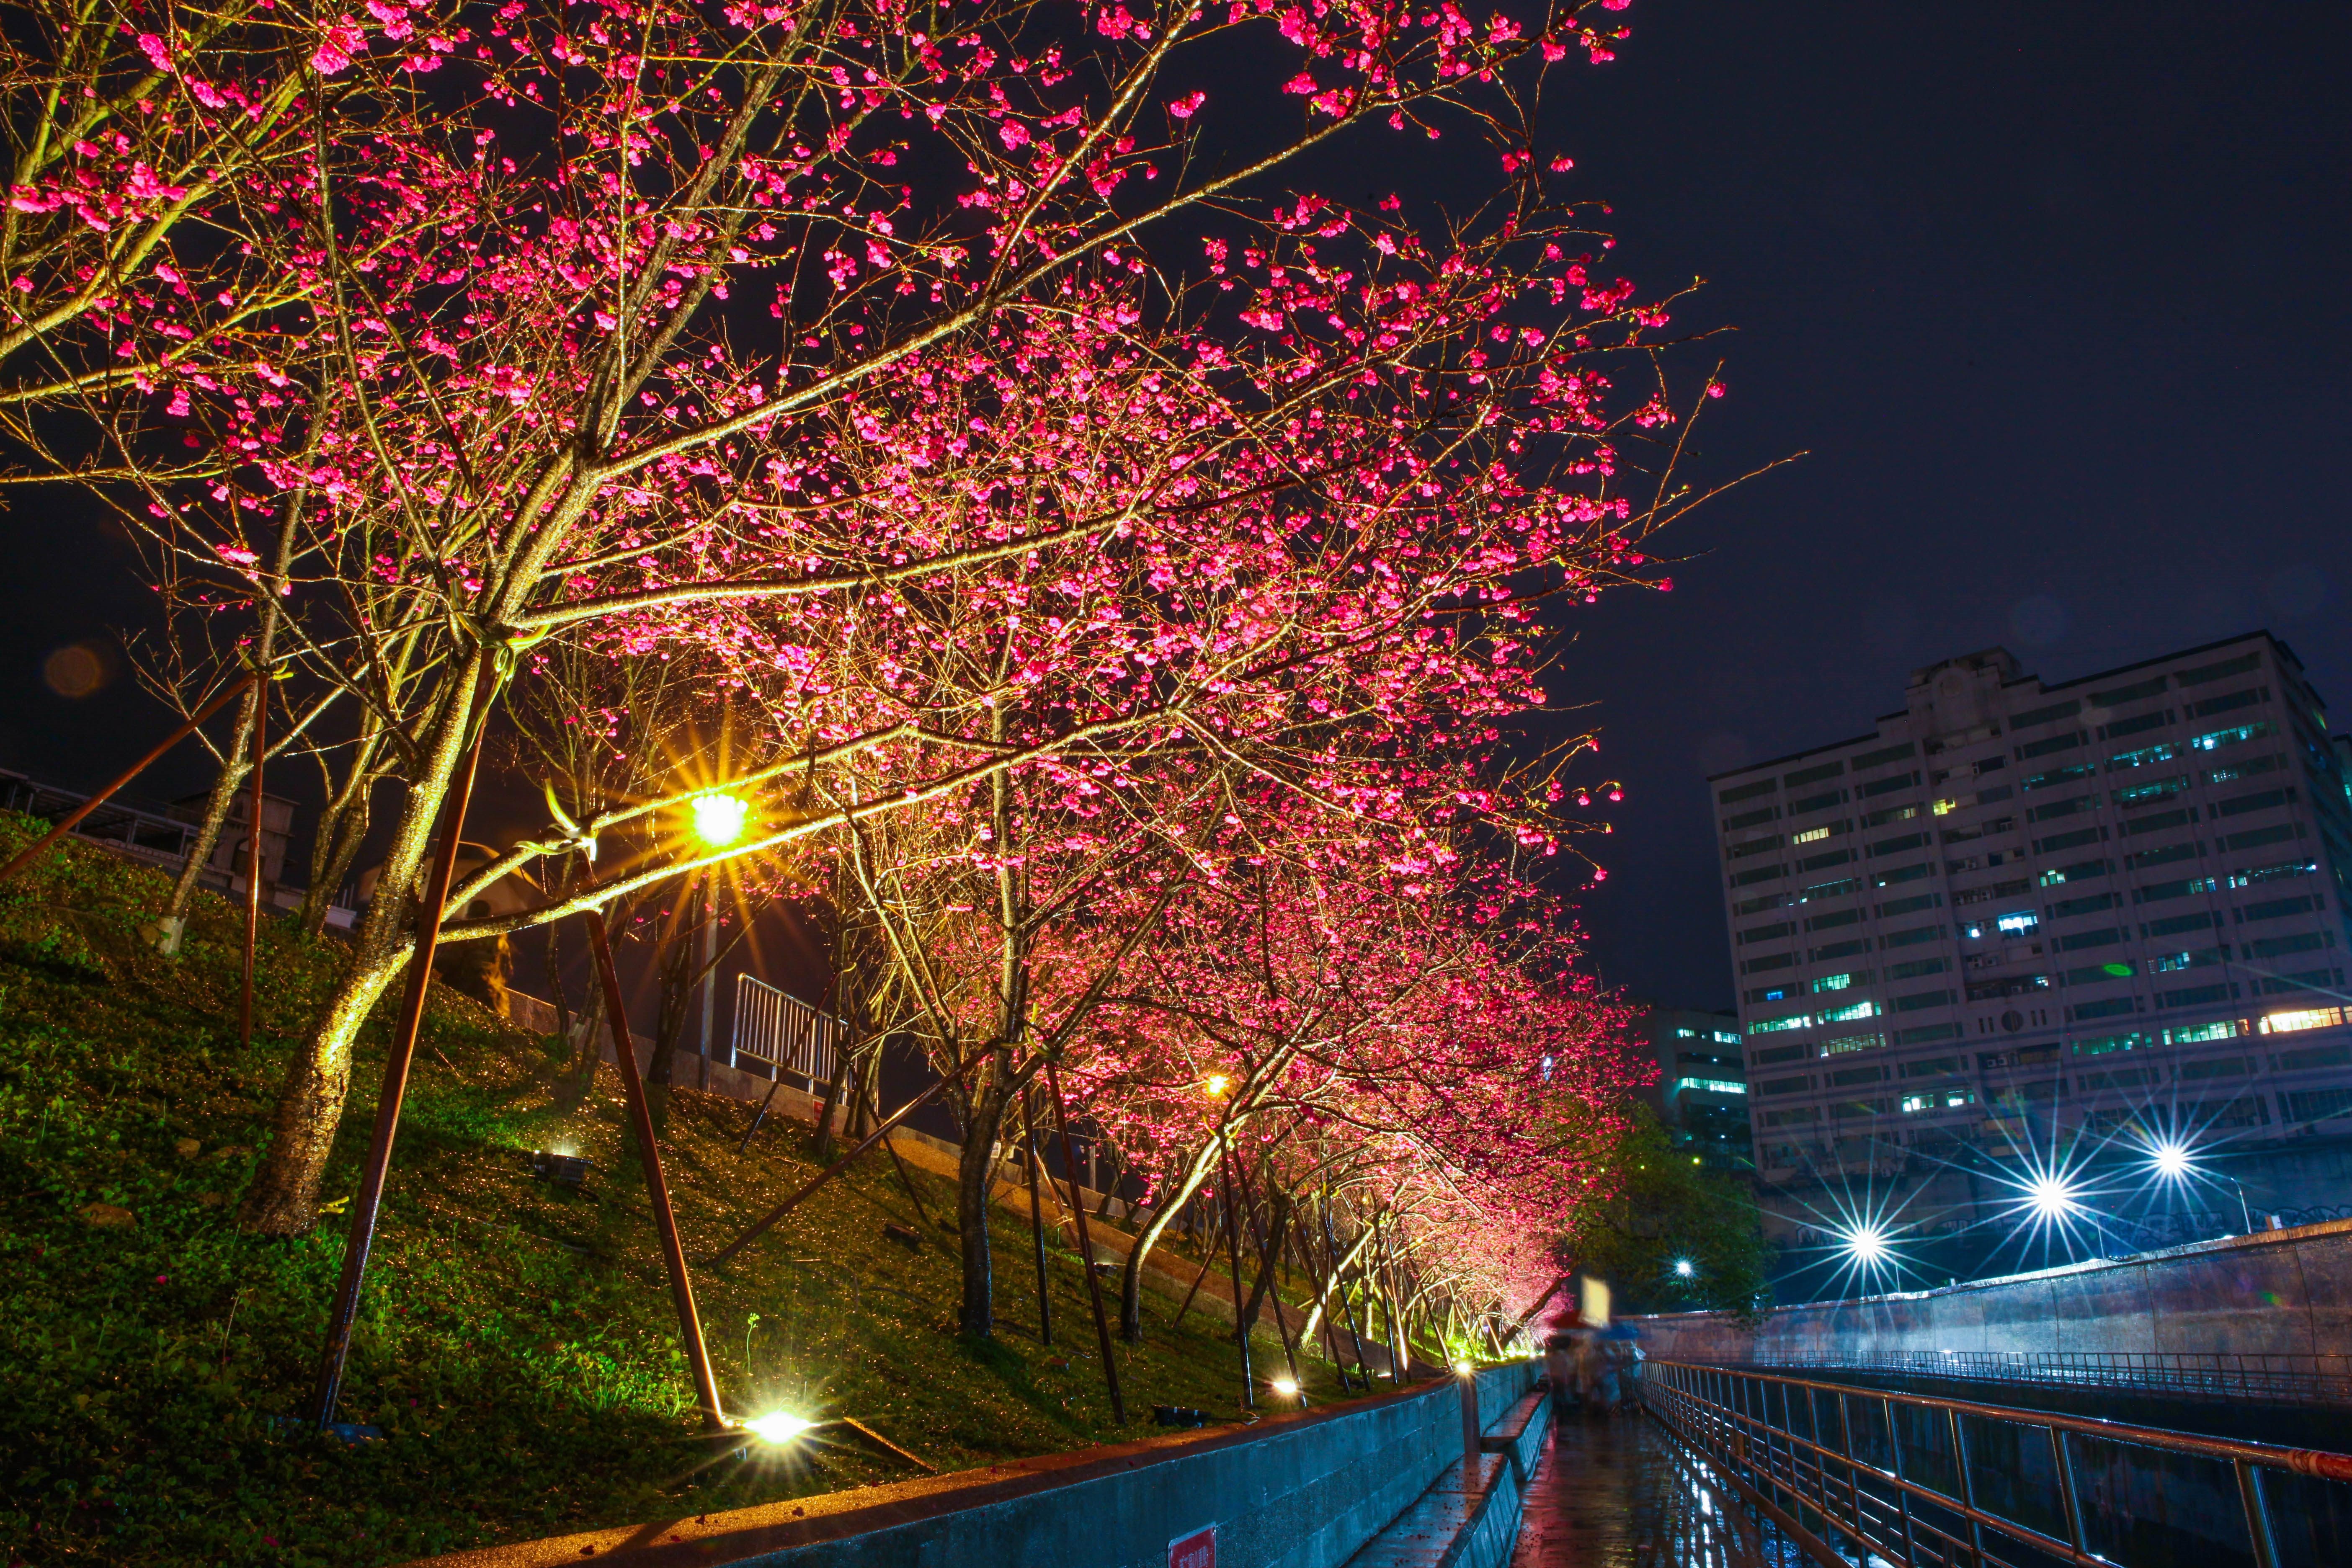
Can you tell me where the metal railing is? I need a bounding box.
[1726,1350,2352,1411]
[1641,1359,2352,1568]
[730,973,839,1084]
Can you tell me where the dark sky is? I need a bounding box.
[1538,0,2352,1009]
[5,1,2347,1019]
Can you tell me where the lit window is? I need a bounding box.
[1819,1033,1885,1055]
[1821,1000,1879,1024]
[1996,910,2040,934]
[1675,1077,1748,1096]
[1811,971,1865,994]
[2259,1008,2347,1035]
[2228,859,2317,888]
[2147,948,2226,974]
[1750,1014,1814,1034]
[1792,825,1832,845]
[1713,1030,1741,1044]
[1675,1028,1697,1038]
[2106,742,2180,771]
[1899,1089,1976,1114]
[2187,720,2275,752]
[1932,797,1959,815]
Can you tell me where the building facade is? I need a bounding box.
[1632,1005,1750,1166]
[1710,633,2352,1252]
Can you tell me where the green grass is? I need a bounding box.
[0,818,1364,1566]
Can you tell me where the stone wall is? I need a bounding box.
[1629,1218,2352,1362]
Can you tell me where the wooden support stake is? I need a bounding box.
[237,680,268,1048]
[311,659,494,1428]
[585,907,726,1432]
[0,671,256,887]
[1045,1054,1125,1424]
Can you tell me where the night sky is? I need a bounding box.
[4,1,2347,1018]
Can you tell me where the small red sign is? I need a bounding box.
[1168,1524,1216,1568]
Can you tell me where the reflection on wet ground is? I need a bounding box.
[1512,1411,1803,1568]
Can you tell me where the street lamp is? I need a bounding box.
[1841,1224,1889,1266]
[2146,1137,2251,1233]
[690,792,751,848]
[2025,1173,2084,1223]
[1672,1258,1696,1279]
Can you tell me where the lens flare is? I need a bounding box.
[1673,1258,1696,1279]
[690,792,751,847]
[1842,1225,1889,1265]
[742,1410,814,1445]
[2150,1140,2194,1179]
[2027,1173,2083,1222]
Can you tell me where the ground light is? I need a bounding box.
[1270,1377,1298,1398]
[741,1411,815,1445]
[690,792,751,847]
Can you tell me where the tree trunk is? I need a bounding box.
[952,1070,1015,1339]
[1118,1142,1220,1343]
[240,665,482,1236]
[155,684,258,952]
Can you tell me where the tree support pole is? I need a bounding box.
[310,659,494,1429]
[1233,1155,1304,1402]
[0,671,257,886]
[1218,1142,1254,1410]
[584,907,726,1431]
[237,679,268,1048]
[1022,1084,1053,1346]
[1327,1195,1373,1386]
[1045,1054,1125,1424]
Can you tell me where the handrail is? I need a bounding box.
[1717,1349,2352,1408]
[1640,1359,2352,1568]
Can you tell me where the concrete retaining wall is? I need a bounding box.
[419,1364,1539,1568]
[1629,1218,2352,1362]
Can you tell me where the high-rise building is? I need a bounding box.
[1631,1005,1750,1166]
[1709,632,2352,1249]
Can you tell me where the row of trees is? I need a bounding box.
[4,0,1743,1344]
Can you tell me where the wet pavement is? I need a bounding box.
[1511,1409,1797,1568]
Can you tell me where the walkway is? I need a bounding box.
[1510,1411,1793,1568]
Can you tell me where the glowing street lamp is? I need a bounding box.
[1672,1258,1696,1279]
[690,792,751,848]
[2026,1173,2084,1224]
[1841,1224,1890,1267]
[2146,1135,2251,1233]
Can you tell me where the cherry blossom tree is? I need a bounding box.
[64,0,1714,1240]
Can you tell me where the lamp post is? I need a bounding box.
[2148,1139,2252,1234]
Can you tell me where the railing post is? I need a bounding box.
[1885,1395,1920,1568]
[2049,1425,2086,1558]
[2235,1460,2281,1568]
[1947,1406,1986,1568]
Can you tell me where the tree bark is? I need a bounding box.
[241,663,483,1235]
[1118,1140,1221,1343]
[952,1067,1015,1338]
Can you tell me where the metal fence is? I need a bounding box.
[1641,1359,2352,1568]
[1724,1351,2352,1411]
[729,974,839,1086]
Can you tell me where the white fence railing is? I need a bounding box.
[730,973,841,1086]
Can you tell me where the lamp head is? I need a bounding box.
[690,792,751,848]
[2150,1140,2193,1179]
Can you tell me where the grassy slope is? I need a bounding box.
[0,820,1362,1567]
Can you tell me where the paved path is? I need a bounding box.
[1510,1411,1786,1568]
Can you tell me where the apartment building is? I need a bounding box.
[1709,632,2352,1209]
[1632,1005,1750,1166]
